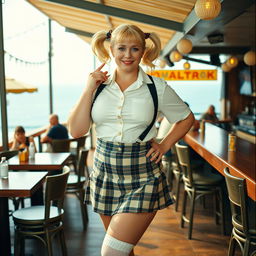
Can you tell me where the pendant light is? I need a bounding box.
[244,51,256,66]
[183,61,191,70]
[227,56,238,68]
[170,50,182,62]
[221,63,231,72]
[177,39,193,54]
[159,59,167,68]
[195,0,221,20]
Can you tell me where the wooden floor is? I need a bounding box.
[9,194,231,256]
[9,149,233,256]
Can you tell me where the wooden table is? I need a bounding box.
[8,152,71,171]
[0,172,47,256]
[184,123,256,201]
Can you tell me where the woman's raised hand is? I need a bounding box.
[86,63,109,92]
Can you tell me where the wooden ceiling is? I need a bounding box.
[26,0,255,59]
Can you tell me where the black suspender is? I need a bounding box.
[137,75,158,141]
[91,83,107,106]
[91,75,158,142]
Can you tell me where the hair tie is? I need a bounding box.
[144,33,150,39]
[106,30,112,39]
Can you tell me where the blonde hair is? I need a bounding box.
[91,24,161,68]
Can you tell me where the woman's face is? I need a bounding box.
[15,132,25,142]
[111,39,144,72]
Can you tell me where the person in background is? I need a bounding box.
[200,105,219,122]
[68,24,194,256]
[11,125,36,151]
[41,114,68,144]
[10,126,42,205]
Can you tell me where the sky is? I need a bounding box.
[3,0,93,87]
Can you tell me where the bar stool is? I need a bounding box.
[224,167,256,256]
[175,142,225,239]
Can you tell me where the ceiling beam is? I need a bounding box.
[161,0,254,57]
[161,8,200,57]
[65,27,94,38]
[45,0,184,32]
[97,0,113,30]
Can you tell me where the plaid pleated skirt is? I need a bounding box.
[85,138,174,216]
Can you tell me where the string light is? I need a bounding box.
[4,51,48,65]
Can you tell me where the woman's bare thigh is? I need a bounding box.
[107,211,157,245]
[100,214,112,231]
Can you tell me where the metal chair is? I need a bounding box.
[224,167,256,256]
[51,138,72,153]
[175,142,225,239]
[12,166,70,256]
[51,138,76,168]
[73,136,87,158]
[66,149,89,229]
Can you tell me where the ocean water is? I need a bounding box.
[1,84,85,142]
[1,81,221,143]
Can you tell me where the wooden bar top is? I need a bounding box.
[8,152,71,171]
[184,123,256,201]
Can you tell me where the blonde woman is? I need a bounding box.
[68,24,194,256]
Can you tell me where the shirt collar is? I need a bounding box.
[104,66,152,90]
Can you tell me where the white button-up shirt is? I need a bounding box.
[91,67,191,143]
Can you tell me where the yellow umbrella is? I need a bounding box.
[5,77,38,94]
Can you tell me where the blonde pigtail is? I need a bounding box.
[142,32,161,68]
[91,31,111,63]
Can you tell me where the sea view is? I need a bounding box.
[1,79,222,143]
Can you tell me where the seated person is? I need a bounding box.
[200,105,219,122]
[11,126,36,151]
[10,126,41,205]
[41,114,68,144]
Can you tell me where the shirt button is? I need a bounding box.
[117,115,122,119]
[118,106,122,109]
[118,132,122,136]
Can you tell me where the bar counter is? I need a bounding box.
[184,123,256,201]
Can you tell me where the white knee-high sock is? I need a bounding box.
[101,233,134,256]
